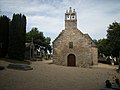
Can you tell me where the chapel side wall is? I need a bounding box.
[53,33,65,65]
[91,47,98,65]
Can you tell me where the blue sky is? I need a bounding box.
[0,0,120,41]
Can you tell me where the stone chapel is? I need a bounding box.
[52,7,98,67]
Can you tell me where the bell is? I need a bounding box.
[68,15,69,18]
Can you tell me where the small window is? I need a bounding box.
[69,42,73,48]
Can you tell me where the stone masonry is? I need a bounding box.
[52,7,98,67]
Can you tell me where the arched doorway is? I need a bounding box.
[67,54,76,66]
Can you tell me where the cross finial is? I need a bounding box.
[69,7,72,13]
[73,9,75,12]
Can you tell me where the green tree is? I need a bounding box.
[26,27,52,54]
[8,14,26,60]
[97,21,120,58]
[45,37,52,54]
[0,15,10,57]
[97,38,111,56]
[107,22,120,57]
[26,27,45,46]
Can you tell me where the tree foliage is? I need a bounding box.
[45,37,52,54]
[107,22,120,57]
[8,14,26,60]
[0,15,10,57]
[26,27,45,46]
[97,21,120,57]
[97,39,111,56]
[26,27,52,54]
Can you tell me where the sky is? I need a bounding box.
[0,0,120,41]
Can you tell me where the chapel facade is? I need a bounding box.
[52,7,98,67]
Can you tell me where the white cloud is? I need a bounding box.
[0,0,120,41]
[27,15,63,31]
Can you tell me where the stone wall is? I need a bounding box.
[53,28,98,67]
[91,47,98,65]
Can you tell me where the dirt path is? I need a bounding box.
[0,60,119,90]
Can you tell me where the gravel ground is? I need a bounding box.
[0,60,119,90]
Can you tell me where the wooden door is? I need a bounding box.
[67,54,76,66]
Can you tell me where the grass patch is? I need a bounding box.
[0,58,31,65]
